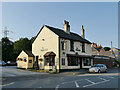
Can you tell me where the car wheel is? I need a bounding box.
[98,69,101,73]
[105,69,107,73]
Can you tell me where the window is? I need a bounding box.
[29,60,32,63]
[68,57,78,66]
[62,58,65,65]
[61,41,64,50]
[82,43,85,52]
[84,58,91,66]
[70,40,74,51]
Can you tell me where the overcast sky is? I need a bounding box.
[2,2,118,48]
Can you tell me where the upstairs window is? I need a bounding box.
[70,40,74,51]
[62,58,65,65]
[82,43,85,53]
[61,41,64,50]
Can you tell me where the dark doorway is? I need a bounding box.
[80,58,82,69]
[33,56,39,70]
[36,56,39,65]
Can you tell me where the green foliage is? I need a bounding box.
[26,69,50,73]
[14,38,31,55]
[103,47,111,51]
[1,37,35,62]
[1,37,14,62]
[115,60,120,64]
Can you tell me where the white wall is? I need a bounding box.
[17,51,28,69]
[32,26,59,70]
[60,38,92,69]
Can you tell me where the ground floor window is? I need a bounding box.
[62,58,65,65]
[29,60,32,63]
[83,58,91,66]
[68,57,78,66]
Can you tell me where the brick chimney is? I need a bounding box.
[81,25,85,39]
[63,20,70,34]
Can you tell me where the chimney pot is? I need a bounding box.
[63,20,70,34]
[81,25,85,39]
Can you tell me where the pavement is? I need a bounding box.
[1,66,120,89]
[1,66,49,78]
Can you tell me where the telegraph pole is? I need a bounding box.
[3,27,13,38]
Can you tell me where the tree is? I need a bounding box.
[103,47,111,51]
[13,38,31,58]
[1,37,14,62]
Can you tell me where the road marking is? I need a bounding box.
[62,79,85,84]
[77,73,119,76]
[85,79,95,84]
[99,77,108,81]
[75,81,79,88]
[9,74,16,76]
[109,77,114,78]
[55,85,60,90]
[0,82,14,87]
[83,79,110,87]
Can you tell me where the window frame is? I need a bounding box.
[68,57,78,66]
[62,58,65,65]
[83,58,91,66]
[29,60,32,63]
[61,41,65,50]
[70,40,74,51]
[82,43,85,53]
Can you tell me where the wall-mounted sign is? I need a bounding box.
[76,48,81,51]
[41,47,48,51]
[63,52,65,54]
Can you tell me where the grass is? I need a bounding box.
[27,69,57,74]
[17,67,57,74]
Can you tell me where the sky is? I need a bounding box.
[2,2,118,48]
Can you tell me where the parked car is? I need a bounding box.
[89,64,107,73]
[0,61,6,66]
[7,61,17,66]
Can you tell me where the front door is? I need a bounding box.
[79,58,82,69]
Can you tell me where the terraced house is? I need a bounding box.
[17,20,93,72]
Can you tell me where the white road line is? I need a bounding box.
[62,79,85,84]
[85,79,95,84]
[0,82,14,87]
[83,79,110,88]
[75,81,79,88]
[55,85,60,90]
[99,77,108,81]
[9,75,16,76]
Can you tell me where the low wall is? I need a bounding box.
[93,57,115,68]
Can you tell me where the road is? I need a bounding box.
[1,66,120,90]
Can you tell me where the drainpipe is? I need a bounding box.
[59,37,61,73]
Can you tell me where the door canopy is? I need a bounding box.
[44,52,56,57]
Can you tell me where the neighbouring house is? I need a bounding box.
[92,42,105,54]
[17,50,34,69]
[17,20,93,72]
[92,44,117,68]
[109,47,120,59]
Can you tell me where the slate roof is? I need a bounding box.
[45,25,91,44]
[24,50,34,57]
[32,25,91,44]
